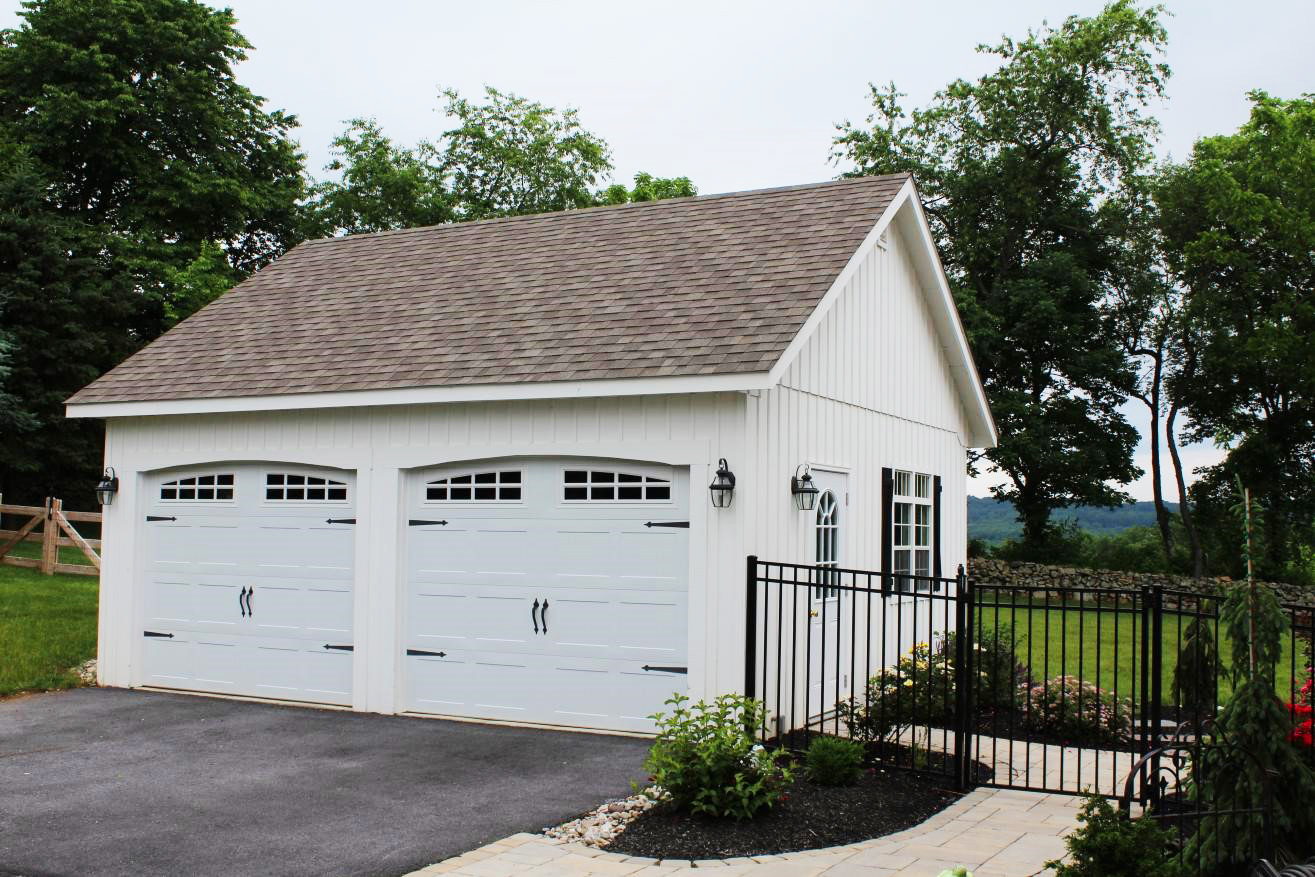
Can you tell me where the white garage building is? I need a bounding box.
[68,173,994,733]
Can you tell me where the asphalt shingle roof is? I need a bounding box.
[69,173,909,404]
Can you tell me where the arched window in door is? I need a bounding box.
[814,489,839,599]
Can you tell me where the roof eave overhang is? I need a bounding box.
[64,370,775,420]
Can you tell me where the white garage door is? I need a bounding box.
[139,464,356,706]
[404,458,689,732]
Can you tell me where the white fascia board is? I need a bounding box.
[65,370,773,420]
[764,177,998,450]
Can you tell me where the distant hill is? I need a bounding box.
[968,496,1177,544]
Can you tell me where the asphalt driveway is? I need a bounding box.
[0,688,651,877]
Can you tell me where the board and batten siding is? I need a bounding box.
[739,218,971,725]
[97,392,752,713]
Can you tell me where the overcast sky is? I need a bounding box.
[6,0,1310,501]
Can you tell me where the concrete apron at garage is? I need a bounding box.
[0,688,651,877]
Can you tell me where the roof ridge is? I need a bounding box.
[299,172,911,248]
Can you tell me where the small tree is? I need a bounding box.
[1184,483,1315,871]
[1171,615,1220,719]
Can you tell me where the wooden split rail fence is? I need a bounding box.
[0,497,101,576]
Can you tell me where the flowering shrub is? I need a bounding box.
[837,640,955,744]
[1020,675,1132,746]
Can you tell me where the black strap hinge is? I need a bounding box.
[644,521,689,528]
[143,630,174,638]
[406,648,447,657]
[408,519,449,527]
[146,515,176,522]
[641,665,688,674]
[322,644,354,651]
[325,518,356,525]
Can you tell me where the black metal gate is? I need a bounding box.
[744,556,1315,799]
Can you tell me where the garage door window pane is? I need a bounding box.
[160,474,236,502]
[426,471,523,501]
[265,472,348,502]
[562,470,672,502]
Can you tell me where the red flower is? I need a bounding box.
[1289,719,1314,749]
[1288,702,1313,721]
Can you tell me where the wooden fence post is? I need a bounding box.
[41,497,59,575]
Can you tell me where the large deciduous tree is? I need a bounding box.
[0,136,140,505]
[306,91,694,236]
[833,1,1166,553]
[1158,92,1315,583]
[0,0,307,503]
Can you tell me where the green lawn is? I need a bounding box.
[0,563,99,697]
[975,596,1310,706]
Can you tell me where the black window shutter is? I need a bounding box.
[933,475,943,581]
[881,467,894,595]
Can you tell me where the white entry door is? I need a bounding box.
[403,458,690,732]
[139,464,356,705]
[807,469,848,715]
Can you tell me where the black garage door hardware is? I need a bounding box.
[531,598,549,634]
[145,515,176,522]
[408,519,449,526]
[641,665,688,674]
[644,521,689,528]
[322,644,354,652]
[406,648,447,657]
[325,518,356,525]
[143,630,174,638]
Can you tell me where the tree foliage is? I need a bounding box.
[1157,92,1315,584]
[598,172,697,205]
[0,0,307,503]
[833,1,1166,550]
[306,92,693,237]
[0,135,140,504]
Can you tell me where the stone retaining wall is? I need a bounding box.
[968,557,1314,608]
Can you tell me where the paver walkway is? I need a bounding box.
[406,787,1080,877]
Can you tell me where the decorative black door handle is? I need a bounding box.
[239,586,248,617]
[644,521,689,528]
[408,519,449,527]
[146,515,176,522]
[531,598,540,634]
[245,587,253,617]
[323,644,353,651]
[325,518,356,525]
[539,599,549,635]
[406,648,447,657]
[143,630,174,638]
[642,665,688,674]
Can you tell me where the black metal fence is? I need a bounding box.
[745,556,1315,800]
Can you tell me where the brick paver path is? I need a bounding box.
[405,787,1080,877]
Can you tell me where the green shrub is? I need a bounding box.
[1047,795,1184,877]
[644,693,793,821]
[803,735,864,786]
[1020,675,1132,745]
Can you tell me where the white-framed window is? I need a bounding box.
[893,469,933,592]
[562,469,671,502]
[426,471,522,502]
[814,489,840,600]
[265,473,348,502]
[160,474,234,502]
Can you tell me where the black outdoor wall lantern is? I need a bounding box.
[791,464,818,511]
[709,458,736,508]
[94,467,119,507]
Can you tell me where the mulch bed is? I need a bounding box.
[603,767,962,860]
